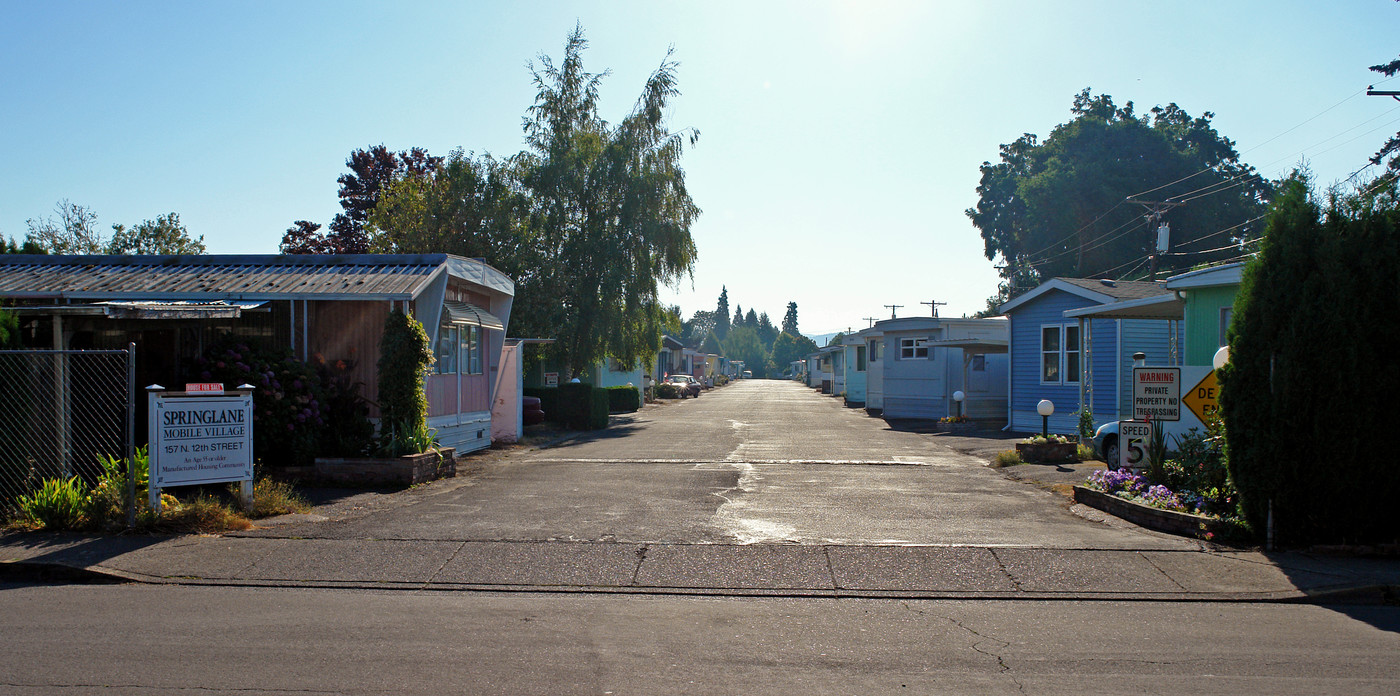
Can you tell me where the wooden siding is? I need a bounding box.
[1184,285,1237,366]
[308,300,389,417]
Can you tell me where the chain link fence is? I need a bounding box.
[0,349,134,512]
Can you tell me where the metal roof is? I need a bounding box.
[0,254,514,302]
[443,301,505,330]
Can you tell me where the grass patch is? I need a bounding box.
[243,477,311,518]
[145,494,252,534]
[992,450,1023,468]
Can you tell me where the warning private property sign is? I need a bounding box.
[1132,367,1181,422]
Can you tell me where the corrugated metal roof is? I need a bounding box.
[443,301,505,330]
[0,254,512,301]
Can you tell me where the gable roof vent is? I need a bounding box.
[1099,278,1117,287]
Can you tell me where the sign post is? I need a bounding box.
[148,385,255,513]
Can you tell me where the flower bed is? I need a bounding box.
[1073,485,1228,540]
[1080,467,1241,541]
[1015,435,1078,463]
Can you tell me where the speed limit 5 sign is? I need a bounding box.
[1119,420,1154,472]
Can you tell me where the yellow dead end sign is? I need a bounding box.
[1184,370,1220,423]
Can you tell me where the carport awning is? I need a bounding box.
[1063,294,1183,321]
[443,300,505,330]
[12,300,267,319]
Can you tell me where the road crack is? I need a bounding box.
[941,613,1026,694]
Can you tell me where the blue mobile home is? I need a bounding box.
[863,328,885,414]
[841,330,872,407]
[999,278,1178,434]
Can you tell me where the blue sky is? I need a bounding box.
[3,1,1397,335]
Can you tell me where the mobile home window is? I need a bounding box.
[971,354,986,371]
[436,325,459,375]
[458,325,482,375]
[1040,324,1080,384]
[868,340,880,361]
[856,346,866,372]
[1040,327,1060,382]
[900,337,929,359]
[1219,307,1233,348]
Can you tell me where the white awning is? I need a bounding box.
[443,301,505,330]
[925,338,1009,354]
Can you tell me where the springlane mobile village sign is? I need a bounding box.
[148,384,254,511]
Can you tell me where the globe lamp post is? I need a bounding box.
[1036,399,1054,439]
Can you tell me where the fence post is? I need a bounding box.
[125,343,136,528]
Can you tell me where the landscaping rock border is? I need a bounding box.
[1073,485,1226,540]
[313,447,456,487]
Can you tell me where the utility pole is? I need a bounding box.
[883,304,903,319]
[862,317,879,328]
[919,300,947,318]
[1125,198,1184,280]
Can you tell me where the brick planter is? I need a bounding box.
[1015,441,1078,463]
[1073,485,1227,540]
[313,447,456,487]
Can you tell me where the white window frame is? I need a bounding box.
[899,337,929,360]
[1039,324,1080,385]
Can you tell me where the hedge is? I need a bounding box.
[529,383,611,430]
[605,385,641,413]
[1220,176,1400,545]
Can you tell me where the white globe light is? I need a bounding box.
[1036,399,1055,417]
[1212,346,1230,371]
[952,390,965,402]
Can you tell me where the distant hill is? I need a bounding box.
[804,332,839,347]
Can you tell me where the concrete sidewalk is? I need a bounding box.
[3,531,1397,603]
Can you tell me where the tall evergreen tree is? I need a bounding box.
[756,311,777,347]
[732,304,744,329]
[714,286,730,340]
[781,301,799,335]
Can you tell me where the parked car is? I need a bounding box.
[522,396,546,426]
[1092,421,1119,468]
[666,374,701,398]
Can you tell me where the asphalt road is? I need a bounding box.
[256,380,1193,549]
[2,582,1396,695]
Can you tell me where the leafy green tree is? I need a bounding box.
[722,326,769,378]
[969,89,1272,305]
[377,309,434,445]
[714,286,730,340]
[781,301,799,335]
[107,213,206,254]
[1,236,46,254]
[517,26,699,377]
[699,332,722,355]
[1220,174,1399,544]
[26,200,103,253]
[770,330,817,370]
[285,146,443,254]
[681,309,715,348]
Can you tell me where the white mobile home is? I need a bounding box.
[875,316,1009,421]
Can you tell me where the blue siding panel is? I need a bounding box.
[1007,290,1125,433]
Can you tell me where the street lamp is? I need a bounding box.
[1037,399,1054,438]
[1212,346,1230,371]
[952,390,965,419]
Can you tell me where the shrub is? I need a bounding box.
[606,386,641,413]
[655,382,681,399]
[588,388,610,429]
[313,353,374,457]
[85,446,150,531]
[17,476,88,530]
[1077,409,1095,440]
[524,387,561,424]
[194,337,324,468]
[378,310,434,454]
[1076,443,1095,461]
[244,477,311,518]
[556,382,593,429]
[148,493,252,533]
[993,450,1022,468]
